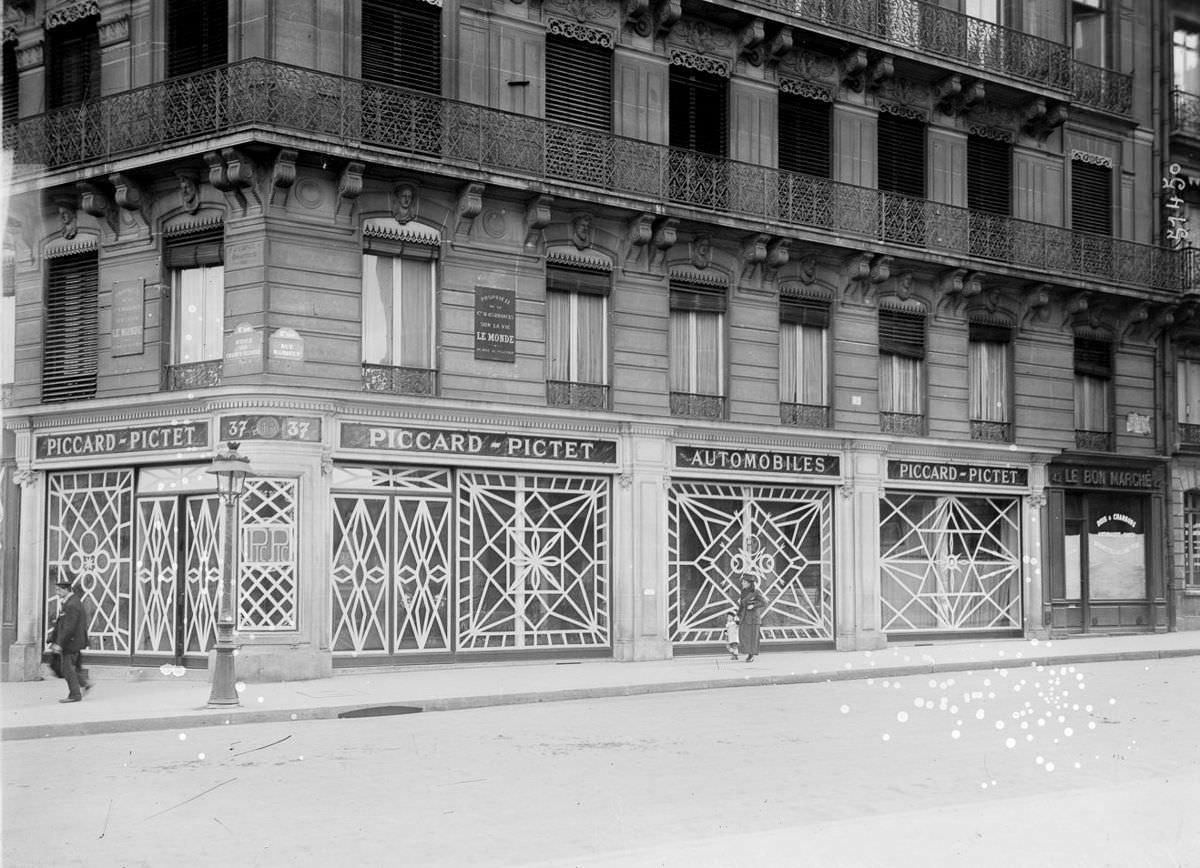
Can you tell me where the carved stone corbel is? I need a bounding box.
[337,160,364,219]
[650,216,677,270]
[1020,283,1052,329]
[1022,98,1068,142]
[108,172,147,222]
[841,47,868,91]
[222,147,261,213]
[1117,302,1150,345]
[764,27,792,65]
[843,252,890,304]
[738,19,765,66]
[865,55,894,91]
[270,148,298,207]
[740,233,768,284]
[625,212,654,267]
[1063,291,1090,329]
[524,194,553,249]
[77,179,118,237]
[936,75,984,116]
[456,182,485,236]
[936,268,983,316]
[655,0,681,37]
[765,237,789,274]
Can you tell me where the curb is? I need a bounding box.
[6,646,1199,742]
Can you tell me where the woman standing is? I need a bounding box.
[736,576,768,662]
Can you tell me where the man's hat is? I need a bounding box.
[55,579,74,590]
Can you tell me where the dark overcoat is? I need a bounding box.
[52,594,90,654]
[737,585,767,655]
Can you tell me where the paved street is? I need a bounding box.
[4,656,1199,868]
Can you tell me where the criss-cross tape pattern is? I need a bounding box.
[183,496,223,652]
[237,478,297,630]
[134,498,178,654]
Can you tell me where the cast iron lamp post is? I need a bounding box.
[205,441,252,707]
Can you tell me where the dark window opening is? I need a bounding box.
[669,67,727,157]
[877,113,925,198]
[1072,159,1112,236]
[167,0,228,79]
[362,0,442,95]
[546,35,611,132]
[967,135,1011,216]
[3,41,17,123]
[47,16,100,109]
[778,93,831,178]
[43,253,99,403]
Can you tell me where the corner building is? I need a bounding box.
[2,0,1193,681]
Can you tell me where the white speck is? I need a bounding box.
[995,721,1004,730]
[951,730,961,739]
[914,698,925,708]
[291,714,298,721]
[897,711,909,723]
[198,753,205,760]
[235,682,246,693]
[1004,738,1016,748]
[840,705,850,714]
[1108,698,1117,706]
[1036,756,1044,765]
[178,733,187,741]
[1064,727,1074,737]
[975,709,986,720]
[257,696,264,704]
[1045,762,1055,772]
[882,733,891,741]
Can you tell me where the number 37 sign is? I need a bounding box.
[220,415,322,442]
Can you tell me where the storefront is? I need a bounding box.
[1045,457,1168,633]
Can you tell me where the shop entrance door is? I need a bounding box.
[1059,493,1151,632]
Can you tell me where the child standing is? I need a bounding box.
[724,611,739,660]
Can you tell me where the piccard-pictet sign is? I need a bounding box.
[341,423,617,463]
[888,460,1027,487]
[36,422,210,459]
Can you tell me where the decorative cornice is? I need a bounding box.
[778,48,837,83]
[162,212,224,236]
[779,77,834,102]
[878,101,928,122]
[669,265,728,287]
[362,217,441,246]
[15,41,41,70]
[98,15,128,46]
[546,246,613,271]
[1070,149,1113,169]
[43,234,98,258]
[44,0,99,30]
[668,46,730,78]
[546,16,614,47]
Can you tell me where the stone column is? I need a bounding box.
[5,468,44,681]
[835,443,887,651]
[1024,458,1051,639]
[612,423,672,661]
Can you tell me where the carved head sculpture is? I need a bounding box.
[692,235,711,269]
[392,183,417,223]
[176,170,200,214]
[571,214,592,250]
[55,200,78,239]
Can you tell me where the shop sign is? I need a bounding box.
[36,422,209,460]
[675,446,839,475]
[269,328,304,361]
[1048,464,1163,490]
[110,279,144,357]
[474,287,516,362]
[888,460,1027,487]
[341,423,616,463]
[221,415,321,442]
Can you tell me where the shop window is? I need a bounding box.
[779,295,830,428]
[1175,26,1200,94]
[669,280,725,419]
[1074,337,1112,450]
[1177,354,1200,445]
[1072,0,1108,68]
[1186,490,1200,588]
[969,322,1013,442]
[878,308,925,435]
[361,246,437,396]
[361,0,441,95]
[546,265,609,410]
[778,92,831,179]
[546,34,611,132]
[47,13,99,109]
[165,230,224,391]
[167,0,228,79]
[3,40,17,123]
[43,252,99,403]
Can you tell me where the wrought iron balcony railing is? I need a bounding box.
[166,360,222,391]
[4,60,1177,290]
[1172,88,1200,137]
[1179,423,1200,446]
[1074,429,1114,451]
[970,419,1013,442]
[547,380,610,410]
[670,392,726,420]
[362,364,437,396]
[780,402,831,428]
[1069,59,1133,117]
[880,411,925,436]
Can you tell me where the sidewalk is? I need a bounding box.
[4,632,1200,741]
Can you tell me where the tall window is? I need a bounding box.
[1072,0,1108,67]
[1175,26,1200,93]
[546,266,609,409]
[669,281,725,419]
[1074,337,1112,450]
[878,308,925,435]
[968,321,1013,441]
[3,40,17,123]
[877,112,926,198]
[669,67,727,156]
[546,34,611,132]
[43,253,99,403]
[166,231,224,388]
[1185,491,1200,587]
[1071,156,1112,236]
[362,251,436,376]
[1177,353,1200,442]
[779,295,830,428]
[362,0,441,94]
[47,14,99,109]
[778,92,831,178]
[967,135,1011,216]
[167,0,228,79]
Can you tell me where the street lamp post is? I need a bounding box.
[205,441,252,707]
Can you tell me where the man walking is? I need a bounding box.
[49,579,91,703]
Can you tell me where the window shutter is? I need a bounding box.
[877,113,926,198]
[968,321,1012,343]
[670,281,726,313]
[1071,159,1112,235]
[3,41,17,122]
[167,0,228,79]
[546,35,612,132]
[165,229,224,268]
[1074,337,1112,377]
[669,67,727,157]
[778,93,831,178]
[878,308,925,359]
[780,296,830,327]
[47,16,99,109]
[362,0,441,95]
[967,135,1011,216]
[43,253,99,403]
[547,265,611,296]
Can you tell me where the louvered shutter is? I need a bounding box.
[1074,337,1112,377]
[780,296,830,327]
[967,135,1011,216]
[167,0,228,79]
[547,265,611,296]
[877,113,926,198]
[1071,159,1112,235]
[670,281,727,312]
[546,35,612,132]
[362,0,441,95]
[47,16,99,109]
[778,93,831,178]
[669,67,727,157]
[3,42,17,123]
[43,253,99,403]
[878,308,925,359]
[165,229,224,267]
[969,321,1013,343]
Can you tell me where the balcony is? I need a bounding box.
[362,364,436,396]
[1074,429,1114,451]
[970,419,1013,442]
[1172,88,1200,138]
[1179,423,1200,447]
[880,412,925,436]
[166,360,222,391]
[670,392,726,420]
[4,60,1177,291]
[780,402,831,428]
[547,380,610,410]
